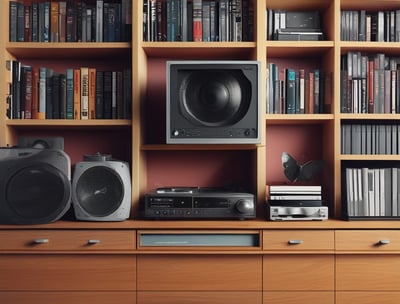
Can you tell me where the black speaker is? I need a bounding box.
[72,154,131,221]
[166,60,261,144]
[0,148,71,224]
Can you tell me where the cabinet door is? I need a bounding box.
[263,255,334,290]
[264,291,334,304]
[138,291,261,304]
[0,255,136,291]
[336,292,400,304]
[0,292,136,304]
[336,255,400,291]
[137,254,262,291]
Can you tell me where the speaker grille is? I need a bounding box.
[75,166,124,217]
[6,163,71,221]
[179,70,252,127]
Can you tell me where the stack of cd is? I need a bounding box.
[268,185,323,207]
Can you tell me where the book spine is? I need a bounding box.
[66,69,74,119]
[89,68,96,119]
[192,0,202,41]
[73,68,81,119]
[80,67,89,120]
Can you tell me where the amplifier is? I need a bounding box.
[142,187,256,220]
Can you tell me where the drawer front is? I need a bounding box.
[0,230,135,251]
[263,230,334,251]
[336,255,400,291]
[336,230,400,251]
[137,255,262,291]
[264,291,334,304]
[0,292,136,304]
[138,291,261,304]
[263,255,334,291]
[336,292,400,304]
[0,255,136,291]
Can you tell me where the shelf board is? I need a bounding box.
[141,144,259,151]
[6,119,132,130]
[339,41,400,55]
[265,114,334,125]
[141,41,256,58]
[341,154,400,161]
[266,41,334,57]
[339,113,400,120]
[6,42,131,59]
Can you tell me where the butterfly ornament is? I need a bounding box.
[281,152,325,182]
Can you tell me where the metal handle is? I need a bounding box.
[87,239,100,245]
[33,238,49,244]
[288,239,303,245]
[377,239,390,245]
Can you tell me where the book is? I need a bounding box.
[80,67,89,120]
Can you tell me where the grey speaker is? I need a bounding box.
[0,148,71,224]
[72,155,131,221]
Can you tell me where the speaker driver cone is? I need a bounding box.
[5,163,71,223]
[75,166,124,217]
[179,70,252,126]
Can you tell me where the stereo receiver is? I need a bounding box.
[142,187,256,220]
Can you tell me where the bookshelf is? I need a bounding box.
[2,0,400,303]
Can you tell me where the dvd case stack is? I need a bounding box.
[267,185,323,206]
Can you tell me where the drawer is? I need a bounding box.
[263,255,334,291]
[138,291,261,304]
[336,230,400,251]
[336,255,400,291]
[137,254,262,291]
[263,230,334,251]
[264,291,334,304]
[0,230,135,251]
[0,292,136,304]
[0,255,136,291]
[336,292,400,304]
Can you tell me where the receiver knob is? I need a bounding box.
[235,199,254,214]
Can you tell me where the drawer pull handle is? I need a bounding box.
[33,238,49,244]
[377,239,390,245]
[288,239,303,245]
[87,239,100,245]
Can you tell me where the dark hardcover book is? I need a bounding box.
[45,68,54,119]
[24,4,31,42]
[89,68,96,119]
[22,66,33,119]
[59,74,67,119]
[107,3,116,42]
[209,1,217,41]
[202,1,210,41]
[31,67,39,119]
[95,70,104,119]
[66,0,76,42]
[219,0,228,41]
[103,2,109,42]
[16,2,24,42]
[66,69,74,119]
[103,71,112,119]
[59,1,67,42]
[52,73,61,119]
[32,2,39,42]
[43,1,50,42]
[156,0,167,41]
[285,69,296,114]
[12,60,22,119]
[9,1,18,42]
[50,1,59,42]
[359,10,366,41]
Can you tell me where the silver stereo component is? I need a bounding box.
[269,206,328,221]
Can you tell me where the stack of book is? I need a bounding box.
[267,184,322,206]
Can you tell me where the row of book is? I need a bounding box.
[340,52,400,114]
[344,167,400,218]
[266,64,329,114]
[341,10,400,42]
[341,124,400,156]
[266,10,323,41]
[9,0,132,43]
[6,61,132,120]
[143,0,254,42]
